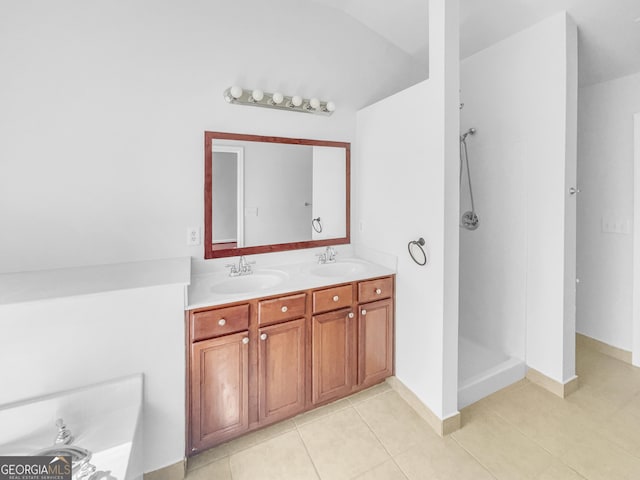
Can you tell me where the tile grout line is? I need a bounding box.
[448,433,499,480]
[293,400,352,428]
[461,406,578,477]
[186,387,390,478]
[351,397,409,479]
[294,420,325,480]
[457,398,627,479]
[486,390,640,470]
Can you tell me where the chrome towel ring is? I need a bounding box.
[312,217,323,233]
[408,237,427,266]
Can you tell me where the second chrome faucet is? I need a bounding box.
[226,255,255,276]
[316,246,337,264]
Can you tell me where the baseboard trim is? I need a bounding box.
[385,376,461,436]
[143,460,186,480]
[576,333,632,365]
[526,367,579,398]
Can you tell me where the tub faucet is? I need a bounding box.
[54,418,73,445]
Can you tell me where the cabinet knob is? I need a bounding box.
[218,318,226,326]
[333,295,339,302]
[242,337,249,344]
[260,333,268,341]
[375,288,382,295]
[348,312,354,319]
[281,306,288,313]
[361,309,367,315]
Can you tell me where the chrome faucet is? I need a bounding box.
[316,246,337,264]
[54,418,73,445]
[226,255,255,276]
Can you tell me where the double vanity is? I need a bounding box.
[186,131,396,456]
[185,255,396,454]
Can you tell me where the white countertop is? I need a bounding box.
[186,257,396,310]
[0,257,191,306]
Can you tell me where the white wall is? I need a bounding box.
[312,147,347,240]
[0,285,185,473]
[460,12,577,383]
[578,71,640,351]
[243,142,313,246]
[0,0,425,274]
[355,0,459,420]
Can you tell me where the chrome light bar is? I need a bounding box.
[223,86,335,116]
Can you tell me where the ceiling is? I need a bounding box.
[313,0,640,87]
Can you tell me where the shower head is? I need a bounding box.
[460,128,476,141]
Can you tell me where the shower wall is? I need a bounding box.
[459,12,578,381]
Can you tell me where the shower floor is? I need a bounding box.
[458,336,526,409]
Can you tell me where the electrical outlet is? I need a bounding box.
[187,227,200,246]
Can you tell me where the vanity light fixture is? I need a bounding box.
[288,95,303,108]
[307,98,320,111]
[229,85,243,100]
[249,89,264,102]
[223,86,335,116]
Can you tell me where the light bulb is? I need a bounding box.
[325,101,336,112]
[272,92,284,105]
[251,89,264,102]
[230,86,243,99]
[309,98,320,110]
[291,95,302,107]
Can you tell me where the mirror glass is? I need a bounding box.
[204,132,350,259]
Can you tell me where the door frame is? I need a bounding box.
[633,113,640,367]
[212,145,244,247]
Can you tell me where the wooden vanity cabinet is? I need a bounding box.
[358,299,394,387]
[190,330,249,451]
[186,275,395,455]
[311,307,356,404]
[256,293,308,425]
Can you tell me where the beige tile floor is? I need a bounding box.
[186,344,640,479]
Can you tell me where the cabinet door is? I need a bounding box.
[358,299,393,388]
[258,318,306,423]
[190,331,249,453]
[312,308,355,404]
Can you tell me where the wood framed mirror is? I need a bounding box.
[204,131,350,259]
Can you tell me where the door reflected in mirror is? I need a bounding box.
[205,132,350,259]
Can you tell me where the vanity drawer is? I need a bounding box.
[258,293,306,326]
[313,284,353,313]
[358,277,393,303]
[191,304,250,342]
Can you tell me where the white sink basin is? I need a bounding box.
[210,270,288,294]
[310,261,367,278]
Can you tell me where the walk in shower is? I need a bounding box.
[457,116,526,409]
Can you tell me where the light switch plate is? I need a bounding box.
[602,214,631,235]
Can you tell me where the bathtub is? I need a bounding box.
[0,374,143,480]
